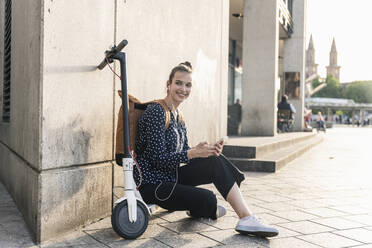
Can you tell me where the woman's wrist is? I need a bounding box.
[187,149,196,160]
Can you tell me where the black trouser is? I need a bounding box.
[139,155,245,219]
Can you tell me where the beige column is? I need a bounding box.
[282,0,307,131]
[241,0,279,136]
[359,109,363,126]
[327,107,332,126]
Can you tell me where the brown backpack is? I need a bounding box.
[115,92,183,165]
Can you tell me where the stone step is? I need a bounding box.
[228,134,324,172]
[222,145,256,159]
[223,132,317,159]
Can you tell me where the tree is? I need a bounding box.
[342,81,372,103]
[335,110,344,116]
[312,75,342,98]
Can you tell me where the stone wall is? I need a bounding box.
[0,0,43,240]
[0,0,229,242]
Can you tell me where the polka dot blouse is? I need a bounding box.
[134,103,190,186]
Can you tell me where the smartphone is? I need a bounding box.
[217,136,228,144]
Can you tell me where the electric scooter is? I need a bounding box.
[98,40,157,239]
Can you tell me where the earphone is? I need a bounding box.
[154,167,178,201]
[154,104,182,201]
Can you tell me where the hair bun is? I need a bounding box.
[180,61,192,70]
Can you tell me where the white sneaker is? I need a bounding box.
[216,204,227,218]
[235,215,279,237]
[186,204,227,219]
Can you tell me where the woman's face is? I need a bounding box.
[168,71,192,105]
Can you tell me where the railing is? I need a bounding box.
[278,0,293,36]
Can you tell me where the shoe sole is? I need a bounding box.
[235,228,278,238]
[187,205,227,219]
[217,213,226,218]
[216,206,227,219]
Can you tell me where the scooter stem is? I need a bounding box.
[113,52,131,158]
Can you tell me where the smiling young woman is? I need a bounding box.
[165,63,192,107]
[133,62,279,238]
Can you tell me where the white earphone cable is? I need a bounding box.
[154,166,178,201]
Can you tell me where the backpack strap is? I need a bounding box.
[154,99,184,129]
[154,99,171,130]
[118,91,180,130]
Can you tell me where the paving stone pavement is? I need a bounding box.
[1,126,372,248]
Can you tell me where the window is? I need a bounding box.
[2,0,11,122]
[287,0,293,16]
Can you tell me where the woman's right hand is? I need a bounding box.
[187,142,217,159]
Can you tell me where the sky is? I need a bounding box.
[306,0,372,83]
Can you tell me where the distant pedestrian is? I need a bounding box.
[277,95,296,119]
[303,107,312,131]
[228,99,242,135]
[316,111,326,132]
[234,99,242,135]
[277,95,296,132]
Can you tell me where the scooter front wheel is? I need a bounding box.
[111,199,149,239]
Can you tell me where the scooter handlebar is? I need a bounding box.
[114,39,128,52]
[97,59,108,70]
[97,39,128,70]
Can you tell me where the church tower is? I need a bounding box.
[305,34,318,79]
[326,38,341,81]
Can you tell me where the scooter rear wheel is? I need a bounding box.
[111,199,149,239]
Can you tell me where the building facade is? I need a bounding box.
[0,0,306,243]
[229,0,307,135]
[306,36,341,81]
[305,34,318,79]
[326,38,341,81]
